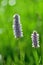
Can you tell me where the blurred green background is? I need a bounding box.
[0,0,43,65]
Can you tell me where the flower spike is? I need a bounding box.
[31,31,40,48]
[13,14,23,38]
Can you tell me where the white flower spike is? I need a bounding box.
[31,31,40,48]
[0,54,3,65]
[13,14,23,38]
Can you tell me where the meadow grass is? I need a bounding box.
[0,0,43,65]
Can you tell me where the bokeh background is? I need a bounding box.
[0,0,43,65]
